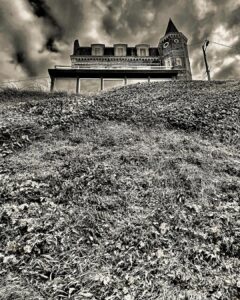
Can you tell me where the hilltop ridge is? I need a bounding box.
[0,81,240,299]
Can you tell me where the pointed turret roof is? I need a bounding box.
[165,18,179,35]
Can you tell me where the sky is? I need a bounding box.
[0,0,240,86]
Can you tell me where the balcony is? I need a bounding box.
[55,65,174,71]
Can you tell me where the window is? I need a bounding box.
[94,48,101,56]
[176,57,182,66]
[117,47,124,56]
[165,58,172,67]
[140,48,146,56]
[91,45,104,56]
[114,45,127,56]
[136,44,149,57]
[163,42,169,48]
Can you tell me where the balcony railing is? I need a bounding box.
[54,65,175,70]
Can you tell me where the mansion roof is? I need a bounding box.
[73,46,160,57]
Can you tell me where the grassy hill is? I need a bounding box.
[0,81,239,299]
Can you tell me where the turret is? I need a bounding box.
[158,19,192,80]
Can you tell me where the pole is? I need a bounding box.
[202,41,211,81]
[76,78,80,94]
[50,76,55,92]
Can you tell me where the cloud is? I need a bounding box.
[214,60,240,79]
[27,0,63,52]
[0,0,87,79]
[0,0,239,83]
[0,0,48,77]
[100,0,178,43]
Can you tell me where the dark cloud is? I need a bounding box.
[0,1,47,76]
[0,0,86,78]
[170,0,240,79]
[45,38,59,53]
[27,0,63,52]
[101,0,177,43]
[45,0,85,43]
[215,61,239,79]
[228,5,240,28]
[0,0,239,82]
[27,0,53,18]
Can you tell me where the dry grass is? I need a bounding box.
[0,81,239,299]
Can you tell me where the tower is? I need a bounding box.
[158,19,192,80]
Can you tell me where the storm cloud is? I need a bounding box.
[0,0,239,82]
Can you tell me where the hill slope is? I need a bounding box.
[0,81,240,299]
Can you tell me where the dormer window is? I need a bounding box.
[91,44,104,56]
[114,44,127,56]
[140,48,147,56]
[136,44,149,57]
[94,48,101,55]
[117,47,124,56]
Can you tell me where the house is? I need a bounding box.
[48,19,192,93]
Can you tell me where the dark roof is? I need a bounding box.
[149,48,159,56]
[104,47,114,55]
[127,47,137,56]
[75,47,91,55]
[165,18,179,35]
[74,46,159,57]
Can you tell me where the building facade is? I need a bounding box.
[48,19,192,93]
